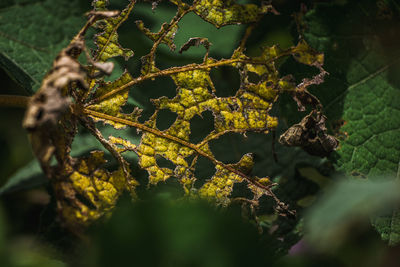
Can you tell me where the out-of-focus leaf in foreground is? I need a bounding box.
[305,179,400,250]
[0,203,65,267]
[82,195,280,267]
[0,0,88,93]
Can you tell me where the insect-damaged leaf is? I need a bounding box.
[199,153,253,205]
[92,0,134,62]
[85,38,325,209]
[187,0,276,28]
[55,151,137,227]
[136,20,179,51]
[21,0,330,228]
[88,71,142,129]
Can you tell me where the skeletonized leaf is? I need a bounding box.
[20,0,329,228]
[136,20,179,51]
[55,151,138,227]
[86,40,325,207]
[89,71,142,129]
[92,0,135,62]
[190,0,275,28]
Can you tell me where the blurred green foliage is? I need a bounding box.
[82,195,275,267]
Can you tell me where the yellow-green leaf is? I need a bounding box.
[136,20,179,51]
[54,151,138,228]
[88,71,141,129]
[21,0,329,228]
[192,0,272,28]
[93,0,135,62]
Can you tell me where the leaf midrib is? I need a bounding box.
[83,107,280,203]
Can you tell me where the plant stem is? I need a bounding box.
[0,95,30,108]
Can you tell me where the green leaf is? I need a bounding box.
[0,160,45,196]
[0,0,88,93]
[301,1,400,244]
[305,179,400,250]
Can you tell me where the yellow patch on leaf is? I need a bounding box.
[54,151,138,227]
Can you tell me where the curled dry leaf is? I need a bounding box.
[279,110,338,157]
[179,37,212,54]
[22,39,86,172]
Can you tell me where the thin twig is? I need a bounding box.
[238,23,257,52]
[0,95,30,108]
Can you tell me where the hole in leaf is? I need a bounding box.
[210,66,240,97]
[156,156,175,170]
[133,76,176,123]
[156,109,177,130]
[231,181,253,199]
[134,2,176,35]
[257,195,275,214]
[104,58,125,83]
[209,132,247,164]
[133,168,150,195]
[175,13,244,59]
[189,110,214,144]
[75,192,97,210]
[121,101,134,115]
[185,154,196,166]
[247,71,261,84]
[279,56,319,84]
[194,156,215,188]
[277,92,304,126]
[115,4,161,65]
